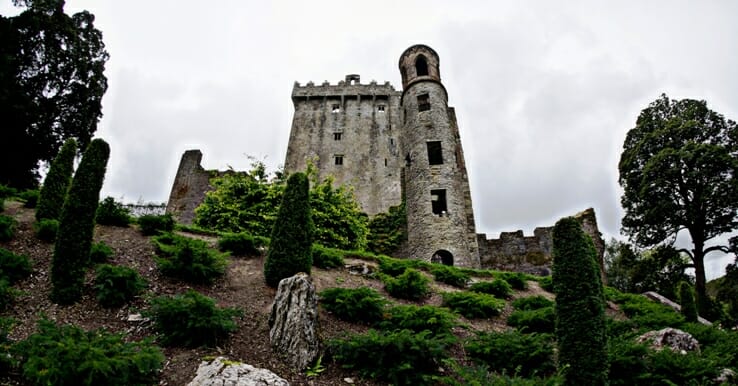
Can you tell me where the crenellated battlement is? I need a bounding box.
[292,74,398,102]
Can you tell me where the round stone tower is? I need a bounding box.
[399,44,481,268]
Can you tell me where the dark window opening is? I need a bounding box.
[431,189,447,216]
[334,155,343,165]
[390,138,394,145]
[378,105,385,112]
[332,104,340,113]
[384,158,388,167]
[416,55,429,76]
[431,250,454,266]
[427,141,443,165]
[334,132,342,141]
[417,93,430,112]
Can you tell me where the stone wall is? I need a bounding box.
[165,150,213,225]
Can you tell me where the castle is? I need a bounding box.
[166,44,605,274]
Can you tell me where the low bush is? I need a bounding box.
[443,361,563,386]
[430,265,469,288]
[465,330,556,377]
[0,184,16,199]
[469,279,512,299]
[0,215,16,241]
[613,291,685,331]
[96,197,131,227]
[34,219,59,242]
[382,268,430,300]
[217,232,264,256]
[328,329,451,385]
[441,291,504,319]
[19,189,39,208]
[137,213,174,236]
[507,306,556,333]
[0,317,13,372]
[0,279,19,311]
[380,304,457,337]
[94,264,147,308]
[89,241,114,264]
[145,290,242,347]
[378,257,428,277]
[539,276,554,292]
[154,234,228,284]
[498,272,528,290]
[0,247,32,284]
[311,244,345,269]
[512,295,554,311]
[319,287,387,324]
[13,319,164,386]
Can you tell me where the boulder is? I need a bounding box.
[268,272,320,370]
[187,356,289,386]
[636,327,700,354]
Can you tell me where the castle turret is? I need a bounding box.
[399,44,481,268]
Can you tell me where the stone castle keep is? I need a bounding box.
[167,44,604,273]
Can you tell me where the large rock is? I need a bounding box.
[642,291,712,325]
[187,356,289,386]
[636,327,700,354]
[268,272,320,370]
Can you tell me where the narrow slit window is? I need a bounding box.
[431,189,447,216]
[334,155,344,165]
[417,93,430,112]
[427,141,443,165]
[332,104,340,113]
[334,132,342,141]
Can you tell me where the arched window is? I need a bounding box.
[431,250,454,266]
[415,55,429,76]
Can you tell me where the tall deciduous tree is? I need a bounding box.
[36,138,76,221]
[0,0,108,188]
[619,94,738,314]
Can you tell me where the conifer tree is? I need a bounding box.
[552,217,608,385]
[51,138,109,304]
[264,172,313,288]
[36,138,77,221]
[679,281,698,323]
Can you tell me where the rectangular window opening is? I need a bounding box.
[332,104,340,113]
[334,155,344,165]
[431,189,447,216]
[334,132,342,141]
[377,105,386,112]
[427,141,443,165]
[417,93,430,112]
[384,158,388,167]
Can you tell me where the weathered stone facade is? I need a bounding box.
[165,150,212,225]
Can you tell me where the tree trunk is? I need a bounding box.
[692,241,708,316]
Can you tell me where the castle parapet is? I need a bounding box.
[292,75,397,102]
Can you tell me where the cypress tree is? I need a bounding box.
[51,139,110,304]
[264,172,313,288]
[552,217,608,385]
[679,281,698,323]
[36,138,77,221]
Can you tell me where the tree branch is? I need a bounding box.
[704,245,729,255]
[677,248,694,259]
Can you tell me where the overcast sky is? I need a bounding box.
[3,1,737,278]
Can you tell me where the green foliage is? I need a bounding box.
[678,281,698,323]
[20,189,39,208]
[217,232,264,256]
[309,174,368,250]
[608,290,685,332]
[137,213,174,236]
[441,291,504,319]
[442,360,563,386]
[380,304,457,338]
[328,329,451,385]
[465,330,556,377]
[497,271,529,290]
[311,244,345,269]
[34,218,59,242]
[0,247,32,284]
[716,255,738,326]
[93,264,147,308]
[51,139,109,304]
[319,287,387,324]
[0,279,19,311]
[469,279,512,299]
[619,94,738,311]
[264,172,313,287]
[552,217,608,385]
[154,233,227,284]
[0,317,14,372]
[0,184,17,199]
[145,290,242,347]
[431,264,469,288]
[89,241,113,264]
[36,138,76,221]
[539,276,554,292]
[95,196,131,226]
[378,256,429,276]
[507,307,556,333]
[0,215,17,241]
[366,203,407,255]
[382,268,430,300]
[512,295,555,310]
[13,319,162,386]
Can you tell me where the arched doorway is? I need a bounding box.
[431,250,454,266]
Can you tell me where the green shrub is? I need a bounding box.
[137,213,174,236]
[380,304,457,337]
[264,172,313,287]
[328,329,451,385]
[89,241,113,264]
[36,138,77,221]
[0,184,17,199]
[51,139,110,304]
[94,264,147,308]
[319,287,387,324]
[0,317,14,372]
[218,232,263,256]
[614,292,685,331]
[498,272,529,290]
[382,268,430,300]
[512,295,555,310]
[507,307,556,333]
[96,196,131,226]
[378,257,427,277]
[539,276,554,292]
[441,291,504,319]
[443,361,563,386]
[465,330,556,377]
[0,279,19,311]
[154,235,227,284]
[366,203,406,255]
[13,318,163,386]
[0,215,16,241]
[311,244,345,269]
[431,265,469,288]
[469,279,512,299]
[145,290,242,347]
[20,189,39,208]
[34,218,59,242]
[679,281,698,323]
[0,247,32,284]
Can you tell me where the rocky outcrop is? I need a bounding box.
[636,327,700,354]
[268,273,320,370]
[642,291,712,325]
[187,356,289,386]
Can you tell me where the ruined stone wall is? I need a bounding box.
[165,150,212,224]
